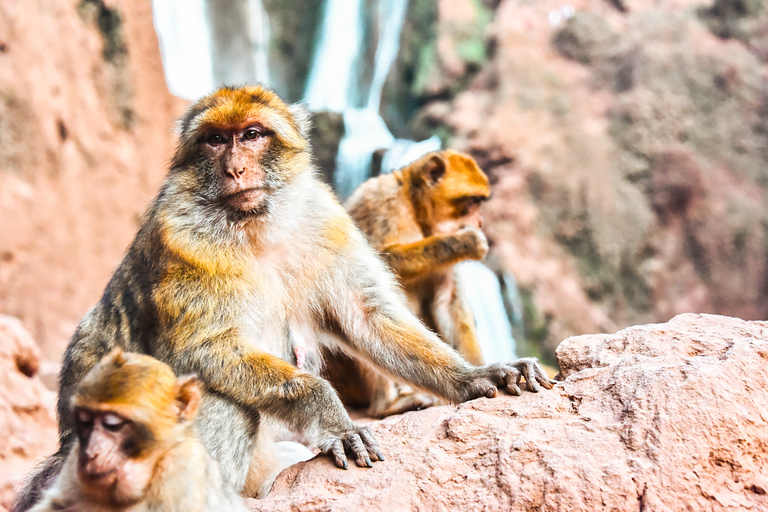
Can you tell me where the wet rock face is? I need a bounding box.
[250,313,768,512]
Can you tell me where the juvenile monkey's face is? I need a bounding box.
[74,408,154,506]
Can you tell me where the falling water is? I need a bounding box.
[152,0,214,100]
[456,262,517,361]
[151,0,271,100]
[303,0,363,111]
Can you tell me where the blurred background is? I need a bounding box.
[1,0,767,372]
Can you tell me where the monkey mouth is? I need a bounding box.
[221,187,267,211]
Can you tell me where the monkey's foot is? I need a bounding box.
[368,391,441,418]
[325,425,384,470]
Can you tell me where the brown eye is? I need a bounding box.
[206,133,224,145]
[243,128,260,140]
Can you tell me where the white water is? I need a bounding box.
[247,0,271,86]
[152,0,214,100]
[303,0,364,111]
[301,0,518,362]
[152,0,271,100]
[456,262,517,362]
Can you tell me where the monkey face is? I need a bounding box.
[171,86,312,219]
[412,151,491,236]
[200,124,273,213]
[74,407,152,506]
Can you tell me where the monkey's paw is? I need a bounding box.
[455,227,489,260]
[462,358,557,401]
[326,425,384,470]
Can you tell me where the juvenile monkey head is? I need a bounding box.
[405,150,491,236]
[71,348,201,506]
[171,85,312,217]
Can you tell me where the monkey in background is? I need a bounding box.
[15,85,554,511]
[29,348,249,512]
[325,150,494,417]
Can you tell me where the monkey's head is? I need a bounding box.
[406,150,491,236]
[71,348,201,506]
[171,85,312,218]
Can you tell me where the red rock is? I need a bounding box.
[0,316,57,510]
[250,314,768,511]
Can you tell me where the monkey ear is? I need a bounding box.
[289,103,312,140]
[424,154,447,184]
[174,374,202,420]
[104,347,127,366]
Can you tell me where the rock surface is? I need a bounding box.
[250,313,768,511]
[0,316,57,512]
[0,0,185,357]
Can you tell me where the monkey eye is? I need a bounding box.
[76,409,93,427]
[243,128,262,140]
[102,413,127,432]
[205,132,225,145]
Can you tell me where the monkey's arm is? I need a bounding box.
[381,227,488,281]
[329,250,555,403]
[169,340,382,469]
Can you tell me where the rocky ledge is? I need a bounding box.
[250,313,768,511]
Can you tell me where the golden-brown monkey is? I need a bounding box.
[29,348,249,512]
[327,151,493,417]
[15,85,553,511]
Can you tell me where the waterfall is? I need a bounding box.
[151,0,271,100]
[152,0,214,100]
[303,0,364,112]
[455,262,517,362]
[303,0,442,197]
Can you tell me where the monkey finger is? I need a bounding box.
[344,433,373,468]
[331,440,348,470]
[522,361,541,393]
[506,381,522,396]
[358,428,385,462]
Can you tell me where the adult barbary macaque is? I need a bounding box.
[29,348,248,512]
[15,85,554,511]
[327,150,496,417]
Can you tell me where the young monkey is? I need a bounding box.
[327,150,495,417]
[29,348,249,512]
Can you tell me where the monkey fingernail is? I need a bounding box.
[508,384,522,396]
[485,387,498,398]
[376,451,385,461]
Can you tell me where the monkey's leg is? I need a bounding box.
[382,228,488,281]
[196,393,260,494]
[431,272,484,366]
[171,342,383,471]
[361,363,439,418]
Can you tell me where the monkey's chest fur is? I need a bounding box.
[149,222,329,370]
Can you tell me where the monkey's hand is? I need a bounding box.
[320,424,385,470]
[460,358,557,401]
[452,227,489,261]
